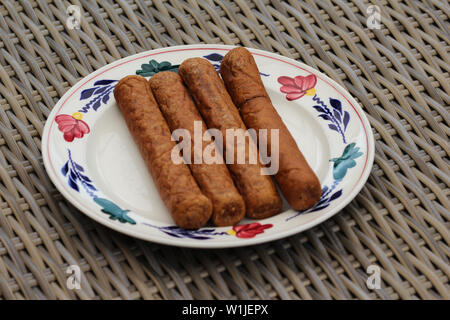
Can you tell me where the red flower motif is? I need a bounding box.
[55,113,90,142]
[277,74,317,101]
[232,222,273,238]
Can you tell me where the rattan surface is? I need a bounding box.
[0,0,448,300]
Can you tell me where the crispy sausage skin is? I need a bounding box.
[179,58,282,219]
[220,47,322,211]
[148,72,245,226]
[114,75,212,229]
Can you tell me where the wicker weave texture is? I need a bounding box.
[0,0,448,300]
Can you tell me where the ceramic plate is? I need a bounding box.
[42,45,374,248]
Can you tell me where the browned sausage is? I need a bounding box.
[220,47,321,211]
[148,72,245,226]
[179,58,282,219]
[114,75,212,229]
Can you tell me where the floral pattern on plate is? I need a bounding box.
[55,113,90,142]
[43,46,373,247]
[278,74,317,100]
[55,55,365,239]
[143,222,273,240]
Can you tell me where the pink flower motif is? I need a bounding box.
[277,74,317,101]
[231,222,273,238]
[55,112,90,142]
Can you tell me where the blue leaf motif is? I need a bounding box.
[201,229,216,233]
[188,235,211,240]
[78,173,92,182]
[68,177,79,191]
[92,99,101,111]
[78,80,117,113]
[62,150,99,198]
[102,94,110,104]
[309,204,330,212]
[74,163,84,172]
[69,170,77,181]
[329,189,343,201]
[311,95,346,143]
[80,88,96,100]
[333,109,341,123]
[328,124,338,132]
[143,223,227,240]
[343,111,350,130]
[329,98,342,115]
[94,86,108,94]
[286,182,344,220]
[85,183,97,191]
[61,161,69,176]
[318,114,331,121]
[161,231,182,238]
[94,79,117,86]
[203,53,224,62]
[313,105,326,113]
[314,198,328,207]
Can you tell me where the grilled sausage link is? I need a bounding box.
[114,75,212,229]
[179,58,282,219]
[149,72,245,226]
[220,47,321,211]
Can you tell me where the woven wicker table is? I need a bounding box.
[0,0,448,300]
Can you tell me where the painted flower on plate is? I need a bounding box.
[136,59,179,77]
[278,74,317,100]
[94,197,136,225]
[228,222,273,238]
[55,112,90,142]
[330,143,363,180]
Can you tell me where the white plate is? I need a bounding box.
[42,45,374,248]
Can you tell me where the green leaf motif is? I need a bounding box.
[93,197,136,225]
[158,61,171,70]
[330,142,363,180]
[141,64,154,72]
[150,60,158,69]
[136,59,180,77]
